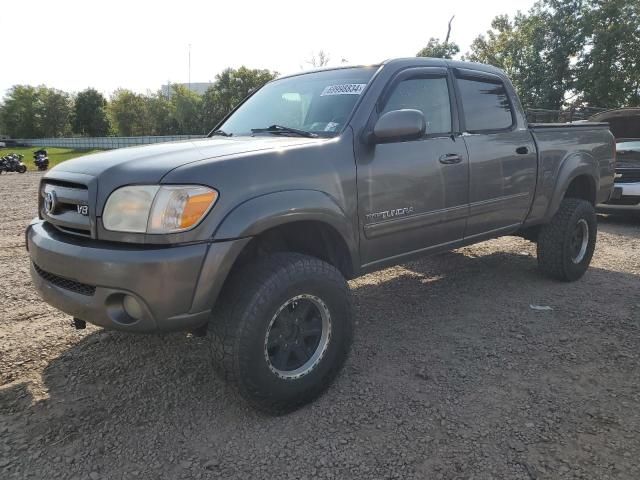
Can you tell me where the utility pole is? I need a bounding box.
[188,43,192,92]
[445,15,455,44]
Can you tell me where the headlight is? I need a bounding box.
[103,185,218,234]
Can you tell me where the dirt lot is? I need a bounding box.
[1,171,639,480]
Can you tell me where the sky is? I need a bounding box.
[0,0,536,99]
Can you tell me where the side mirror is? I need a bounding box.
[371,109,426,143]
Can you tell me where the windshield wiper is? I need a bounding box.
[251,124,318,138]
[210,129,232,137]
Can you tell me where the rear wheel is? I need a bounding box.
[537,198,597,281]
[209,253,353,414]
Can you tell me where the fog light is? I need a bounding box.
[123,295,144,320]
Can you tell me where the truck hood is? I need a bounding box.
[49,136,323,184]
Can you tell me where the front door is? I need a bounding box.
[356,69,469,267]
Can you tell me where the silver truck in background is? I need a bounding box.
[592,108,640,214]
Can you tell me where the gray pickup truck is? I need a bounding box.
[27,58,615,412]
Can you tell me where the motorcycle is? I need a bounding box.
[33,149,49,171]
[0,153,28,174]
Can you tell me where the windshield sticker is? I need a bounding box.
[321,84,367,96]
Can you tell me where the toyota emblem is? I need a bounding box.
[44,191,57,215]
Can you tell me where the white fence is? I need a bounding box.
[14,135,207,150]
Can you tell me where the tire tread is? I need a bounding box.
[209,253,352,414]
[537,198,596,281]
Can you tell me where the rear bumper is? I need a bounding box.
[27,219,249,333]
[598,181,640,212]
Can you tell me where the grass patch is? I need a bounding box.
[0,146,102,171]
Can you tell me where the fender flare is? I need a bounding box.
[213,189,359,271]
[544,152,598,221]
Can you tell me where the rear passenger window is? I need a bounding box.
[382,77,451,135]
[457,77,513,132]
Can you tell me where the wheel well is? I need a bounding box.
[564,175,596,205]
[230,221,354,279]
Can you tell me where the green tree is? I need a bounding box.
[416,38,460,59]
[0,85,42,138]
[536,0,586,108]
[170,85,202,134]
[575,0,640,107]
[466,0,640,110]
[466,1,585,110]
[73,88,110,136]
[201,86,225,131]
[108,89,150,136]
[201,66,277,130]
[38,87,72,137]
[146,93,178,135]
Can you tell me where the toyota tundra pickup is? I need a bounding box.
[26,58,615,413]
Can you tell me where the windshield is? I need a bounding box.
[214,67,378,137]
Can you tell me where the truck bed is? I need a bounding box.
[525,122,615,225]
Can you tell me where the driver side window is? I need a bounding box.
[382,77,452,135]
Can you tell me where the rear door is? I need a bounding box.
[356,67,469,267]
[453,69,537,237]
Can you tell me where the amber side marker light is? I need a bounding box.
[180,191,218,229]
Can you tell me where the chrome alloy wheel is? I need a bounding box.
[570,218,589,264]
[264,294,332,379]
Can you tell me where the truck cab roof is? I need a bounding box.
[276,58,509,82]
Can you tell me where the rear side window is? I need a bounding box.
[382,77,452,135]
[457,77,513,132]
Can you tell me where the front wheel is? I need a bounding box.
[209,253,353,414]
[537,198,597,281]
[18,165,27,173]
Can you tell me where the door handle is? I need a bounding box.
[439,153,462,164]
[516,146,529,154]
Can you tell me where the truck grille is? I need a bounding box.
[616,168,640,184]
[40,179,91,237]
[33,262,96,296]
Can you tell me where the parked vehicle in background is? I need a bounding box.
[591,108,640,214]
[33,149,49,171]
[0,141,6,148]
[26,58,615,413]
[0,153,27,173]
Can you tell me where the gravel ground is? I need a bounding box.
[1,171,639,480]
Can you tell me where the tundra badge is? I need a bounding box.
[366,207,414,222]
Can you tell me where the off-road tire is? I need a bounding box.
[209,253,353,414]
[537,198,597,281]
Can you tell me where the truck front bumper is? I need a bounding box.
[598,182,640,212]
[26,219,249,333]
